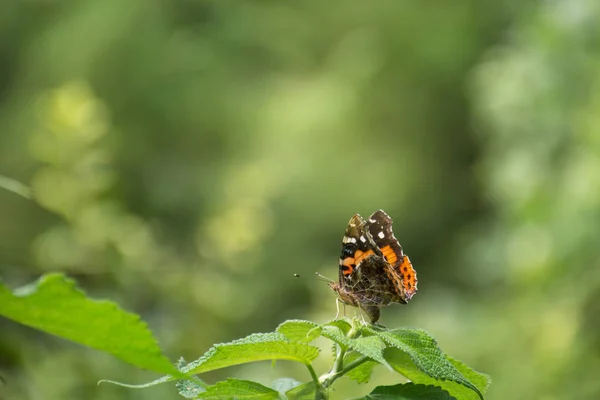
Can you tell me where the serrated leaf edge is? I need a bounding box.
[367,327,484,400]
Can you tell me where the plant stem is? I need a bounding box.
[320,354,370,388]
[333,345,346,374]
[306,364,320,387]
[320,344,345,389]
[306,364,328,400]
[337,355,370,377]
[319,321,365,390]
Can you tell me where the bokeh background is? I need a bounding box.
[1,1,600,399]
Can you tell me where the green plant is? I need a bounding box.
[0,274,489,399]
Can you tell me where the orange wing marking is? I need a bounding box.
[379,245,398,265]
[342,250,376,276]
[342,257,355,276]
[398,255,417,298]
[353,249,375,265]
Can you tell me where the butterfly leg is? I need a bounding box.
[335,298,341,320]
[359,310,367,324]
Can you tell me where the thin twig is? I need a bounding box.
[0,176,33,199]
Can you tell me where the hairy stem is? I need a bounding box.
[320,344,346,389]
[332,345,346,375]
[306,364,328,400]
[319,321,365,390]
[320,354,370,388]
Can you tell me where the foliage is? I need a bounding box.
[0,275,489,399]
[3,1,600,399]
[0,273,177,375]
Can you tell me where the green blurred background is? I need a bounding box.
[1,1,600,399]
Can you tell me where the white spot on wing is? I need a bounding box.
[378,231,385,239]
[343,236,356,244]
[369,218,376,223]
[360,236,367,243]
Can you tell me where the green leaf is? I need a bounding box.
[101,332,320,389]
[365,383,455,400]
[344,351,378,384]
[320,325,389,367]
[285,381,317,400]
[321,319,352,335]
[196,379,280,400]
[276,320,321,343]
[448,356,491,395]
[367,327,485,400]
[384,349,483,400]
[0,274,177,375]
[184,332,320,375]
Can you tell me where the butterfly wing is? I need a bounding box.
[366,209,418,301]
[338,213,382,288]
[339,212,399,306]
[334,210,418,323]
[343,254,403,306]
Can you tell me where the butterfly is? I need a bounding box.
[328,209,417,323]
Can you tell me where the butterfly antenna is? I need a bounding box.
[293,273,335,284]
[315,272,335,284]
